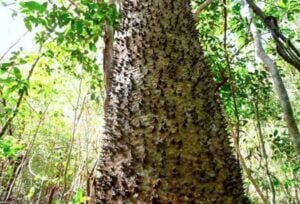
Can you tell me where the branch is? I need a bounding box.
[226,115,269,204]
[223,0,241,162]
[229,39,252,63]
[245,0,300,72]
[4,102,50,200]
[0,32,28,62]
[194,0,214,17]
[237,148,269,204]
[0,55,41,138]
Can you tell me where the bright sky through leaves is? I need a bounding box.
[0,5,36,58]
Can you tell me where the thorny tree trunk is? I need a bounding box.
[96,0,244,203]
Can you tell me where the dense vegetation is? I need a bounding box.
[0,0,299,203]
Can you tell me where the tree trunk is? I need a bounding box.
[96,0,244,203]
[244,1,300,161]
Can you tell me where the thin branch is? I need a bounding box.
[237,144,269,204]
[194,0,214,17]
[4,102,50,201]
[223,0,241,161]
[245,0,300,72]
[225,114,269,204]
[0,32,28,62]
[254,100,276,204]
[61,73,85,200]
[0,55,41,138]
[229,39,252,63]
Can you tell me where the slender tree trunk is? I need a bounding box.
[96,0,244,203]
[102,0,119,117]
[102,0,115,92]
[226,116,269,204]
[254,101,276,204]
[244,2,300,160]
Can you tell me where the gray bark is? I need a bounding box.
[96,0,244,203]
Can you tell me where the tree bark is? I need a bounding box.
[96,0,244,203]
[102,0,116,92]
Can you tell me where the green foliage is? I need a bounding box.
[0,0,117,202]
[20,1,47,14]
[0,137,23,159]
[71,188,88,204]
[193,0,299,202]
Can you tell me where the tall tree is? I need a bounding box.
[95,0,244,203]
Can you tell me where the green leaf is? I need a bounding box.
[0,62,12,71]
[89,43,97,52]
[277,0,286,8]
[0,138,23,158]
[0,77,15,84]
[4,84,20,98]
[24,18,33,31]
[13,67,22,79]
[232,3,241,14]
[27,187,36,199]
[20,1,47,13]
[273,129,278,137]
